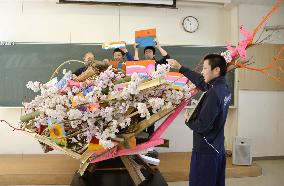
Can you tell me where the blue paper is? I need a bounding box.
[135,36,156,48]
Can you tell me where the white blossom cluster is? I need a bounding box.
[179,83,196,99]
[136,103,151,119]
[22,65,197,151]
[152,64,171,79]
[95,66,115,89]
[112,72,143,101]
[164,89,184,104]
[148,98,164,113]
[26,81,41,92]
[221,50,233,63]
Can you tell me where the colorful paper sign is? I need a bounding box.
[125,60,155,77]
[135,28,156,48]
[102,41,126,50]
[166,72,188,89]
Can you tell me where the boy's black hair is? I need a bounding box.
[203,54,227,76]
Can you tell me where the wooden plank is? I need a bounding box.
[120,156,144,186]
[158,152,262,181]
[134,154,155,174]
[31,133,81,160]
[135,108,174,135]
[137,78,166,91]
[78,161,90,176]
[0,154,79,185]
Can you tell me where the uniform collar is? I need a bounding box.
[208,75,226,86]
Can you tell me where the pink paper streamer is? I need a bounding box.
[89,138,164,163]
[150,100,190,140]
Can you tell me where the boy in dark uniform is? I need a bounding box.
[169,54,231,186]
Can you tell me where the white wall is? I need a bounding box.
[0,108,48,154]
[237,4,284,157]
[0,0,231,45]
[238,91,284,157]
[238,3,284,44]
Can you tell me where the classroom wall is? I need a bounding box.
[238,91,284,157]
[237,3,284,157]
[0,0,236,154]
[1,0,283,157]
[0,0,231,45]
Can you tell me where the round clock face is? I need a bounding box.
[182,16,199,33]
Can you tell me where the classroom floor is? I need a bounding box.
[4,159,284,186]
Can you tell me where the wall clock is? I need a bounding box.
[182,16,199,33]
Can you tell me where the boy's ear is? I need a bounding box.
[214,67,221,75]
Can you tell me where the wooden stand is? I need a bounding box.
[70,155,167,186]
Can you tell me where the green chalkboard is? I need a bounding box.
[0,43,234,106]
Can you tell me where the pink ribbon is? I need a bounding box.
[227,25,253,61]
[150,100,190,140]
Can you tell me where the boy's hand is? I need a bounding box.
[167,59,182,70]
